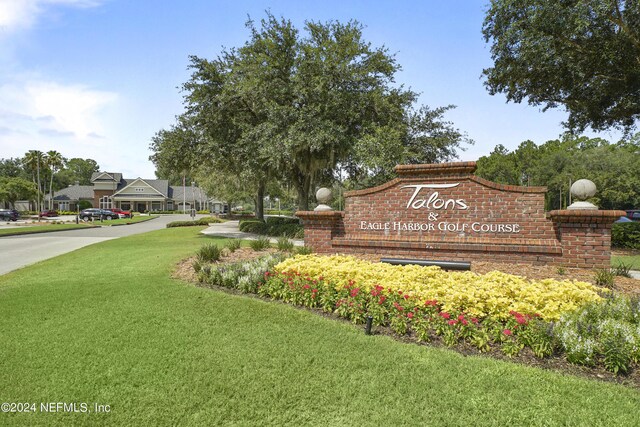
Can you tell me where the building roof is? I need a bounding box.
[52,185,94,201]
[51,174,209,203]
[91,172,123,183]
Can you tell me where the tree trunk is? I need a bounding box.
[49,171,54,210]
[255,182,265,221]
[295,173,311,211]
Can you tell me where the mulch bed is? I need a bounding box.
[173,248,640,389]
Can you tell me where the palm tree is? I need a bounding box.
[45,151,66,209]
[23,150,45,213]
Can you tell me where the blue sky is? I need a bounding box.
[0,0,624,179]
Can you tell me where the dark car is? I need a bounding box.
[0,209,19,221]
[40,210,59,217]
[79,208,118,221]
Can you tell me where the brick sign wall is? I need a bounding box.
[297,162,624,268]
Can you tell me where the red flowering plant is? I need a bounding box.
[333,280,368,323]
[366,284,389,326]
[411,300,441,343]
[388,291,411,335]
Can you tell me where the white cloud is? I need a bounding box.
[0,79,117,139]
[0,0,103,33]
[0,77,119,166]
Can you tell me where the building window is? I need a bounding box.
[99,196,112,209]
[135,187,144,192]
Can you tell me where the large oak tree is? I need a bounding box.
[152,14,469,215]
[483,0,640,132]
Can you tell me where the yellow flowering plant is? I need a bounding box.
[274,254,604,321]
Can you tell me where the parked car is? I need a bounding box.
[626,210,640,221]
[0,209,19,221]
[79,208,118,221]
[40,210,59,217]
[108,208,132,219]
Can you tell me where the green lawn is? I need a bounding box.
[612,254,640,270]
[0,216,157,236]
[99,214,158,226]
[1,228,639,426]
[0,223,96,236]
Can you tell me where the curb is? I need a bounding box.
[0,225,100,238]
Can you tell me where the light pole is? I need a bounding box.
[191,181,196,219]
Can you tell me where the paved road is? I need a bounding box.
[0,214,198,276]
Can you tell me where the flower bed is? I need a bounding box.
[274,255,603,321]
[191,253,640,375]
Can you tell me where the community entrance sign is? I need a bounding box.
[296,162,624,268]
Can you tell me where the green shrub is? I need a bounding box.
[554,294,640,374]
[239,220,268,234]
[198,253,288,293]
[197,244,222,262]
[611,222,640,249]
[238,217,302,238]
[265,216,302,238]
[594,268,616,289]
[276,236,294,252]
[295,246,313,255]
[225,239,242,252]
[250,237,271,251]
[78,200,93,210]
[613,262,632,278]
[166,217,223,228]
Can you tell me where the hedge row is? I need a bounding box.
[239,217,303,238]
[612,222,640,249]
[166,217,223,228]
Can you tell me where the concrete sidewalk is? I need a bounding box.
[200,220,304,246]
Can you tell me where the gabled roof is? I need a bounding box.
[91,172,123,183]
[113,178,169,197]
[51,185,94,201]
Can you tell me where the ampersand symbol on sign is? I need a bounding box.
[428,212,439,221]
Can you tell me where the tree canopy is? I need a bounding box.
[483,0,640,133]
[151,13,470,215]
[476,133,640,210]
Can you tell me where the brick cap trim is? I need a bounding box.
[332,237,561,254]
[296,211,344,220]
[549,209,626,223]
[394,161,477,175]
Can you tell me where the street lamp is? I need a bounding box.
[191,181,196,219]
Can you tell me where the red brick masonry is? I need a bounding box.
[297,162,625,268]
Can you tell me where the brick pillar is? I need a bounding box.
[550,210,625,268]
[295,211,344,253]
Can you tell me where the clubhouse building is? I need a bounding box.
[51,172,223,213]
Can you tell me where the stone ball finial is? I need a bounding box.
[314,187,333,211]
[316,188,332,204]
[570,179,597,201]
[567,179,598,210]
